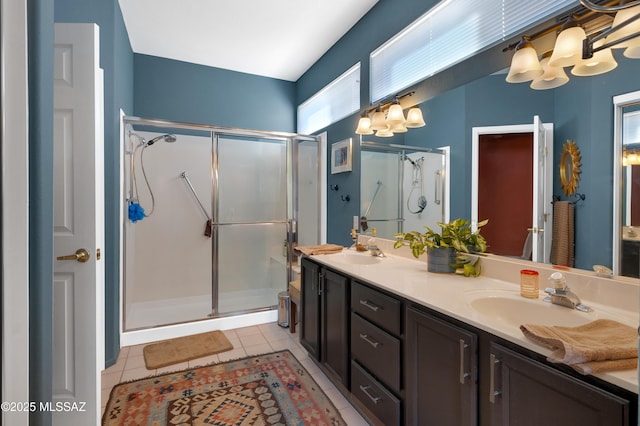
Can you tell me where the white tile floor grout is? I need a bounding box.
[101,321,369,425]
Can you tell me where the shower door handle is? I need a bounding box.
[57,248,90,263]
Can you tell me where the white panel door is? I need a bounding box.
[53,23,104,426]
[532,115,553,263]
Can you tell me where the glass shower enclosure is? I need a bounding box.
[360,141,449,238]
[122,117,320,331]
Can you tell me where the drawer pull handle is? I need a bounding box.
[359,385,382,405]
[359,299,380,312]
[359,333,380,348]
[489,353,502,404]
[459,339,470,384]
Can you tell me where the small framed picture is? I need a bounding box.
[331,138,353,174]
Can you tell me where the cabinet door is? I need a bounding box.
[406,307,478,425]
[322,268,350,387]
[300,258,321,360]
[488,343,629,426]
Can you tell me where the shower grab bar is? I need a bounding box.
[357,218,405,223]
[362,180,383,218]
[212,220,290,226]
[181,172,213,238]
[181,172,212,221]
[434,170,442,205]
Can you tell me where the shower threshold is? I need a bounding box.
[125,288,282,331]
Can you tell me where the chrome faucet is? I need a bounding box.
[543,272,592,312]
[366,228,385,257]
[368,244,386,257]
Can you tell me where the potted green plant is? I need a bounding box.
[394,218,488,274]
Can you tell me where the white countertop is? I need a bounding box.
[305,246,639,394]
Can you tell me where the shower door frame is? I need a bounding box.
[121,116,320,330]
[210,131,312,318]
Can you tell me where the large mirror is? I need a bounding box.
[614,90,640,277]
[359,141,449,239]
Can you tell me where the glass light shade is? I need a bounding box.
[549,26,587,68]
[355,116,373,135]
[530,57,569,90]
[405,107,426,128]
[624,42,640,58]
[506,44,543,83]
[390,121,408,133]
[371,110,387,131]
[607,5,640,49]
[386,103,406,125]
[572,41,617,76]
[375,126,393,137]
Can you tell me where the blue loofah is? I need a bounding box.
[128,203,146,223]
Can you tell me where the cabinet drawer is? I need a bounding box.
[351,281,401,335]
[351,360,401,426]
[351,313,401,393]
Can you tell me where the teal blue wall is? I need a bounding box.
[133,54,296,131]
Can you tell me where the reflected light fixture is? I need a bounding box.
[506,0,640,90]
[355,115,374,135]
[355,91,426,136]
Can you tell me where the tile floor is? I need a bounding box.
[101,322,369,425]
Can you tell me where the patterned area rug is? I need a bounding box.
[102,350,346,425]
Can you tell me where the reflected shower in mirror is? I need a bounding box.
[616,93,640,277]
[359,140,449,239]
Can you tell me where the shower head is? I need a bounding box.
[146,133,177,146]
[404,155,417,166]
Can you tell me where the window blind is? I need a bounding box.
[298,63,361,135]
[370,0,577,102]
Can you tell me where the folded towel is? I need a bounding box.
[520,319,638,375]
[295,244,344,256]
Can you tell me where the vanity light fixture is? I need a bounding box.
[531,55,570,90]
[355,91,426,136]
[505,36,543,83]
[505,0,640,90]
[549,18,587,68]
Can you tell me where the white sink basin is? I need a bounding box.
[466,290,599,328]
[329,251,382,265]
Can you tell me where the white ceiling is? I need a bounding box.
[119,0,379,82]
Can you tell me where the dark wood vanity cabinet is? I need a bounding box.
[488,343,630,426]
[300,258,636,426]
[300,257,321,359]
[300,258,349,387]
[621,240,640,278]
[350,281,403,426]
[405,306,478,425]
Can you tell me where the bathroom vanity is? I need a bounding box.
[299,246,639,426]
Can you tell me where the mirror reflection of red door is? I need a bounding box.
[478,133,533,257]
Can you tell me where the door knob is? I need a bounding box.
[57,248,90,263]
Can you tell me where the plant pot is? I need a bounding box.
[427,246,456,273]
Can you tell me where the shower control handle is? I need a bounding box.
[57,248,90,263]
